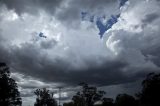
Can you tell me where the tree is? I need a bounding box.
[137,73,160,106]
[34,88,57,106]
[0,62,22,106]
[72,83,106,106]
[63,102,74,106]
[115,94,137,106]
[101,98,114,106]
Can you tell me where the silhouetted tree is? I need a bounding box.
[63,102,74,106]
[137,73,160,106]
[34,88,57,106]
[72,83,106,106]
[0,62,22,106]
[101,98,114,106]
[115,94,137,106]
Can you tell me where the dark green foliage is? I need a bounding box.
[34,88,57,106]
[137,73,160,106]
[0,62,22,106]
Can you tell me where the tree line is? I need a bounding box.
[0,62,160,106]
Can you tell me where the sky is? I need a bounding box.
[0,0,160,105]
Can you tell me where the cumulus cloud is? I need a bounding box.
[0,0,160,105]
[105,0,160,71]
[0,0,159,88]
[0,0,121,27]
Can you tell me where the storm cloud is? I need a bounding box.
[0,0,63,15]
[0,0,160,106]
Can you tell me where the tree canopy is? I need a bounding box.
[115,94,137,106]
[0,62,22,106]
[137,72,160,106]
[34,88,57,106]
[71,83,105,106]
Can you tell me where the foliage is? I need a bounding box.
[72,83,105,106]
[137,72,160,106]
[115,94,137,106]
[34,88,57,106]
[63,102,74,106]
[101,98,114,106]
[0,62,22,106]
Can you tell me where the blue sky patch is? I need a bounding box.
[80,0,128,38]
[96,14,120,38]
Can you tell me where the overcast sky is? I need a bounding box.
[0,0,160,105]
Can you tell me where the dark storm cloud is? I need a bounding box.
[0,0,117,15]
[142,13,159,24]
[0,0,120,27]
[40,39,57,49]
[0,0,160,88]
[0,34,11,64]
[0,0,160,105]
[142,45,160,67]
[0,41,151,87]
[0,37,148,87]
[0,31,158,88]
[0,0,63,15]
[18,59,128,86]
[55,0,118,25]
